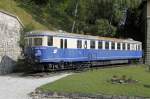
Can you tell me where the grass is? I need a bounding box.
[0,0,50,30]
[40,65,150,97]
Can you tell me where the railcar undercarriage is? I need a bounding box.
[29,59,141,72]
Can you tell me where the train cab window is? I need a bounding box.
[122,43,126,50]
[90,40,95,49]
[105,42,109,50]
[48,36,53,46]
[111,42,115,50]
[117,43,121,50]
[29,38,32,46]
[25,39,28,47]
[127,44,130,50]
[77,40,82,48]
[34,38,42,46]
[60,39,63,48]
[64,39,67,48]
[98,41,103,49]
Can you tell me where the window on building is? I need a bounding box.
[111,42,115,50]
[60,39,63,48]
[98,41,103,49]
[48,36,53,46]
[127,44,130,50]
[64,39,67,48]
[90,40,95,49]
[77,40,82,48]
[105,42,109,50]
[34,38,42,46]
[117,43,121,50]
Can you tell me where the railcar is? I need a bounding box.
[24,30,142,70]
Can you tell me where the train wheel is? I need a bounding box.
[44,64,49,72]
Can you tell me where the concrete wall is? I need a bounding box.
[0,11,22,74]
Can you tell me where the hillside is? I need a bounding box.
[0,0,53,30]
[0,0,143,39]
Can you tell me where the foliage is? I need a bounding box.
[17,0,142,37]
[0,0,143,38]
[40,65,150,97]
[96,19,116,36]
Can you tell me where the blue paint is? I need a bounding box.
[24,46,142,63]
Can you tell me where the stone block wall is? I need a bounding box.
[0,11,22,74]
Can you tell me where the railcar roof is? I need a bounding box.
[27,30,141,44]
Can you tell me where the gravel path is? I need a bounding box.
[0,73,70,99]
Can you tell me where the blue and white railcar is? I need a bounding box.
[24,30,142,67]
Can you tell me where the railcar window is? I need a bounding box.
[60,39,63,48]
[90,40,95,49]
[77,40,82,48]
[117,43,121,50]
[111,42,115,50]
[29,38,32,46]
[64,39,67,48]
[84,41,87,49]
[138,45,141,50]
[122,43,126,50]
[105,42,109,50]
[25,39,28,46]
[98,41,103,49]
[127,44,130,50]
[34,38,42,46]
[48,36,53,46]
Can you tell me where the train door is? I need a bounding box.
[60,39,67,59]
[89,40,97,61]
[60,39,67,48]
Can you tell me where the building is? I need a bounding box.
[0,10,23,74]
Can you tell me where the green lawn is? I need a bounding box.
[40,65,150,97]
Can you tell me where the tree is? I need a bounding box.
[18,0,142,37]
[96,19,116,37]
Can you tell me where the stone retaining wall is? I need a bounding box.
[30,91,150,99]
[0,10,22,74]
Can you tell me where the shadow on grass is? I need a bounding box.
[144,84,150,88]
